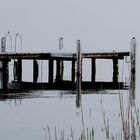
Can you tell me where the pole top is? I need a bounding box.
[130,37,136,47]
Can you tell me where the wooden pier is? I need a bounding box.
[0,51,130,91]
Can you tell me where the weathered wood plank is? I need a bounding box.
[0,52,129,60]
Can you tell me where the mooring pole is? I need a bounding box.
[56,37,64,82]
[130,37,136,100]
[76,40,82,108]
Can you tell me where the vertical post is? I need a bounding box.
[13,59,17,89]
[1,37,6,52]
[130,37,136,100]
[113,58,118,83]
[33,59,38,83]
[17,59,22,83]
[0,61,3,89]
[91,58,96,82]
[76,40,81,108]
[48,59,54,84]
[56,60,60,82]
[71,60,75,83]
[3,60,9,90]
[56,60,63,82]
[60,60,64,81]
[59,37,63,50]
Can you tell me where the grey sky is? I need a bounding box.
[0,0,140,52]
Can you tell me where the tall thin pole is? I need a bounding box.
[76,40,81,108]
[130,37,136,100]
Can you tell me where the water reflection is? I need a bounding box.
[0,90,139,140]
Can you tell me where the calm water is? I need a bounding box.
[0,90,138,140]
[0,53,139,139]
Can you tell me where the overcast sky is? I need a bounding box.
[0,0,140,52]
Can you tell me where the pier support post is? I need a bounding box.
[33,59,38,83]
[2,60,9,90]
[76,40,81,108]
[91,58,96,82]
[48,59,54,84]
[71,60,75,83]
[17,59,22,83]
[113,58,118,83]
[56,60,63,82]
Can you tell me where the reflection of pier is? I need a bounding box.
[0,51,130,91]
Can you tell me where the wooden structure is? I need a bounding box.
[0,51,130,91]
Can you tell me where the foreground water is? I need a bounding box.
[0,90,139,140]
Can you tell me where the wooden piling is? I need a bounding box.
[17,59,22,82]
[1,37,6,52]
[56,60,63,82]
[60,60,64,81]
[2,60,9,90]
[71,60,75,83]
[33,59,38,83]
[91,58,96,82]
[113,58,118,83]
[48,59,54,84]
[76,40,81,107]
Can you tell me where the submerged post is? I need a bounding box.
[130,37,136,100]
[76,40,81,108]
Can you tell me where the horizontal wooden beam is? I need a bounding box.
[0,52,130,60]
[82,52,130,59]
[8,81,126,90]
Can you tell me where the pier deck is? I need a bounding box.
[0,51,130,91]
